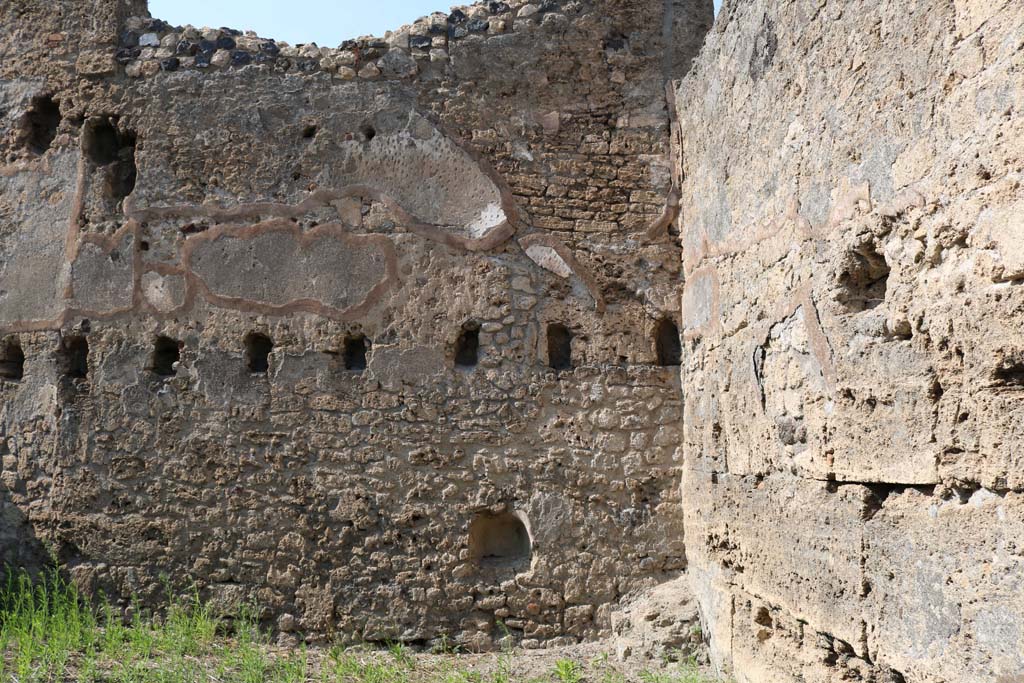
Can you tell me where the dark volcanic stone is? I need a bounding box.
[119,30,139,47]
[159,57,180,72]
[115,47,140,65]
[194,52,211,68]
[603,33,627,50]
[230,50,252,67]
[215,35,237,50]
[467,18,489,33]
[176,40,197,56]
[198,39,216,54]
[409,36,433,49]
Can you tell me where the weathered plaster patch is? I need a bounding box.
[186,221,398,320]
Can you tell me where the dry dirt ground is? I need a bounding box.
[242,639,721,683]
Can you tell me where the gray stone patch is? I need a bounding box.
[195,348,267,406]
[368,345,447,391]
[189,231,389,312]
[273,351,331,389]
[0,151,76,327]
[330,122,507,238]
[70,235,135,313]
[141,271,186,313]
[682,270,716,334]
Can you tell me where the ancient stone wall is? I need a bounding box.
[677,0,1024,680]
[10,0,1021,676]
[0,0,712,649]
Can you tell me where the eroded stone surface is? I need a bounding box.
[678,0,1024,680]
[5,0,1020,677]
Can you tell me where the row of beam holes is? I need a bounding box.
[246,333,367,374]
[455,319,678,371]
[148,333,373,379]
[0,336,89,382]
[0,332,371,382]
[148,333,371,379]
[545,319,681,370]
[0,319,683,384]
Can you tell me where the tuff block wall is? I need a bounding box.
[0,0,713,649]
[677,0,1024,681]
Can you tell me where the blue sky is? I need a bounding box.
[149,0,722,47]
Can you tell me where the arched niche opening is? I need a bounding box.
[149,336,180,377]
[655,318,681,367]
[244,332,273,374]
[547,323,573,371]
[344,334,369,373]
[23,94,60,155]
[469,511,532,569]
[82,116,137,201]
[0,337,25,381]
[454,321,480,369]
[59,336,89,379]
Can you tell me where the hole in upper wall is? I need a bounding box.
[547,323,573,371]
[0,336,25,382]
[343,334,369,372]
[655,318,681,367]
[302,124,318,140]
[149,336,180,377]
[454,321,480,369]
[59,336,89,379]
[245,332,273,374]
[469,511,532,569]
[22,94,61,155]
[602,30,628,52]
[83,117,120,165]
[360,124,376,142]
[992,356,1024,390]
[837,241,890,313]
[83,118,138,202]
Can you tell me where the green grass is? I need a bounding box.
[636,657,720,683]
[0,568,281,683]
[0,568,728,683]
[552,660,583,683]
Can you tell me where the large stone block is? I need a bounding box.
[865,488,1024,681]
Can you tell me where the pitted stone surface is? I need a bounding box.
[677,0,1024,680]
[6,0,1019,677]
